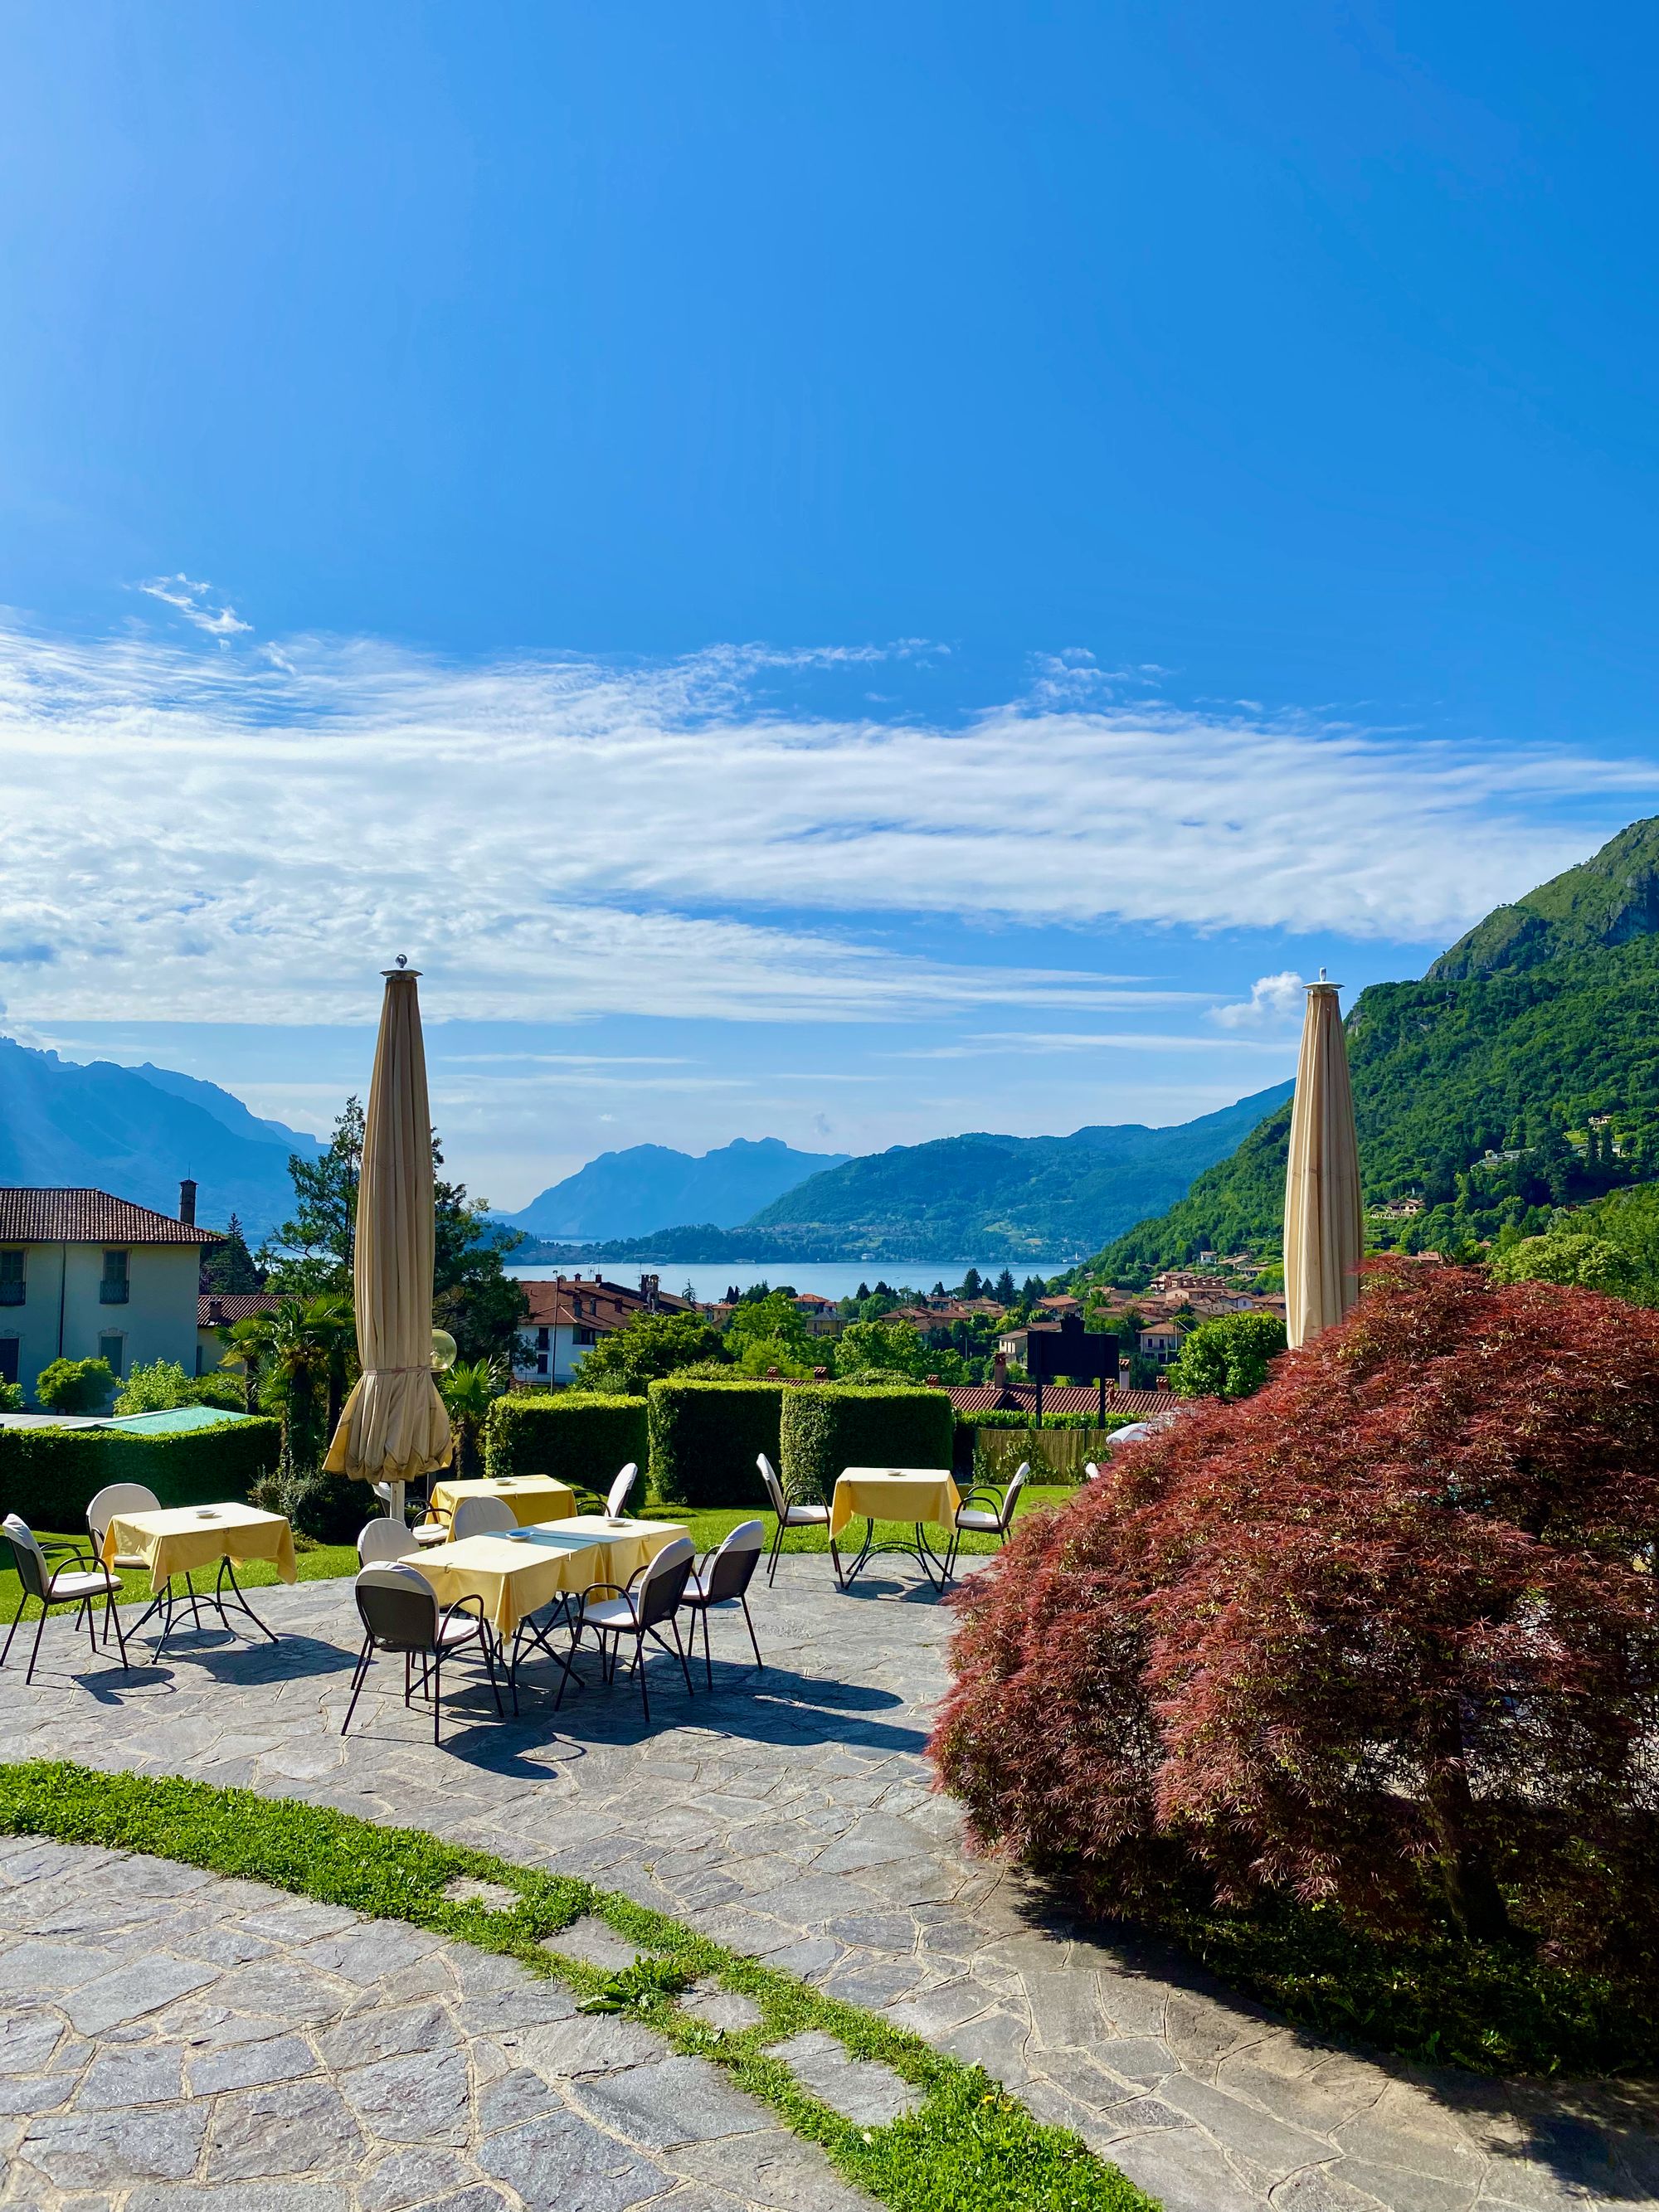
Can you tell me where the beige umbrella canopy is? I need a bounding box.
[1283,975,1363,1349]
[324,964,451,1506]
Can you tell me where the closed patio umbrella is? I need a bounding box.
[1283,973,1363,1348]
[324,962,451,1518]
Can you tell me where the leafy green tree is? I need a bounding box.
[200,1213,265,1295]
[1490,1232,1641,1296]
[114,1359,241,1415]
[36,1357,116,1413]
[724,1291,810,1357]
[577,1310,727,1394]
[263,1098,365,1294]
[994,1268,1017,1305]
[834,1319,932,1380]
[733,1334,818,1378]
[0,1379,22,1413]
[1166,1312,1288,1401]
[432,1151,528,1363]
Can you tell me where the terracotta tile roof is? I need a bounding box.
[0,1189,221,1247]
[516,1275,693,1332]
[198,1292,286,1326]
[945,1383,1170,1417]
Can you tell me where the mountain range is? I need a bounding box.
[509,1085,1294,1265]
[0,1036,321,1241]
[504,1137,849,1239]
[1090,815,1659,1281]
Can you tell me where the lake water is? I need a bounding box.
[510,1259,1078,1303]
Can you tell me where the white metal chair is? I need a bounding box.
[557,1536,696,1724]
[604,1462,640,1519]
[341,1563,502,1745]
[944,1461,1031,1580]
[451,1495,517,1542]
[358,1517,418,1565]
[680,1519,765,1689]
[84,1480,166,1644]
[757,1453,842,1587]
[2,1514,129,1680]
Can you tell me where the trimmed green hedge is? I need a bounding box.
[0,1418,281,1530]
[484,1392,648,1508]
[781,1383,954,1507]
[649,1378,784,1510]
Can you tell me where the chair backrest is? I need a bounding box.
[701,1519,765,1603]
[1000,1461,1032,1529]
[1082,1461,1102,1482]
[85,1481,160,1546]
[2,1514,49,1602]
[633,1536,695,1632]
[606,1461,640,1519]
[756,1453,787,1518]
[354,1563,439,1650]
[358,1517,417,1565]
[452,1495,516,1542]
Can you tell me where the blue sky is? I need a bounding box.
[3,2,1658,1208]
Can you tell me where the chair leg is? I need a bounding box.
[25,1601,50,1685]
[701,1604,713,1690]
[431,1655,443,1744]
[341,1638,374,1736]
[106,1587,129,1669]
[766,1519,784,1586]
[1,1594,29,1669]
[671,1616,693,1695]
[636,1636,650,1725]
[479,1631,504,1718]
[740,1592,763,1671]
[80,1597,96,1658]
[829,1536,844,1589]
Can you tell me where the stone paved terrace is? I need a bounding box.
[2,1558,1657,2211]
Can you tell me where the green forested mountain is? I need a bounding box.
[1088,818,1659,1283]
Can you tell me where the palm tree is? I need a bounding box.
[216,1315,272,1416]
[440,1357,504,1478]
[221,1296,356,1477]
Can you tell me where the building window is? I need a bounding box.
[536,1327,550,1349]
[100,1250,129,1305]
[0,1338,17,1385]
[536,1353,548,1376]
[573,1326,596,1347]
[99,1332,125,1378]
[0,1250,22,1306]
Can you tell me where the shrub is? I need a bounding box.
[781,1383,954,1507]
[932,1262,1659,1987]
[484,1392,648,1508]
[575,1311,727,1395]
[1165,1311,1287,1400]
[0,1380,21,1414]
[114,1359,245,1417]
[0,1417,282,1530]
[648,1378,784,1510]
[247,1465,366,1545]
[36,1357,116,1414]
[1489,1230,1641,1296]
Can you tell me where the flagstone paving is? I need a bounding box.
[2,1558,1657,2210]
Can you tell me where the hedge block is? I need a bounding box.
[483,1392,648,1506]
[0,1419,282,1532]
[780,1384,954,1506]
[648,1379,784,1510]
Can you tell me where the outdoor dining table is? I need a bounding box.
[425,1475,578,1533]
[413,1514,688,1707]
[100,1502,296,1653]
[830,1467,962,1590]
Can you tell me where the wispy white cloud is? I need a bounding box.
[136,575,252,639]
[0,620,1652,1031]
[1210,970,1306,1028]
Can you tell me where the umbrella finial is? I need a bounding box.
[396,954,408,969]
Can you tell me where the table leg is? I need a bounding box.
[212,1556,279,1644]
[842,1516,943,1591]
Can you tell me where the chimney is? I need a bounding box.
[178,1178,197,1228]
[991,1349,1009,1393]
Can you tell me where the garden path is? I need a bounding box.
[2,1561,1656,2212]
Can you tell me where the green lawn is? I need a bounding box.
[2,1481,1075,1617]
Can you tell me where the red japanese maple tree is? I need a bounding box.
[932,1262,1659,1972]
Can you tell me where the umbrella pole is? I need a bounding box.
[389,1480,406,1525]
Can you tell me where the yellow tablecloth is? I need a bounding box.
[104,1505,298,1593]
[830,1467,962,1542]
[426,1475,577,1530]
[413,1515,687,1639]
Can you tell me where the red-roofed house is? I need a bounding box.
[511,1273,693,1386]
[0,1184,221,1403]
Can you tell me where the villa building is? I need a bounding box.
[0,1184,220,1403]
[509,1272,692,1387]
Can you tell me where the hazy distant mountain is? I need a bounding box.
[0,1034,319,1241]
[503,1136,851,1240]
[742,1086,1296,1259]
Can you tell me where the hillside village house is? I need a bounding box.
[510,1273,693,1386]
[196,1290,286,1376]
[0,1184,220,1403]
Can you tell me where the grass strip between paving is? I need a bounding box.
[0,1759,1160,2212]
